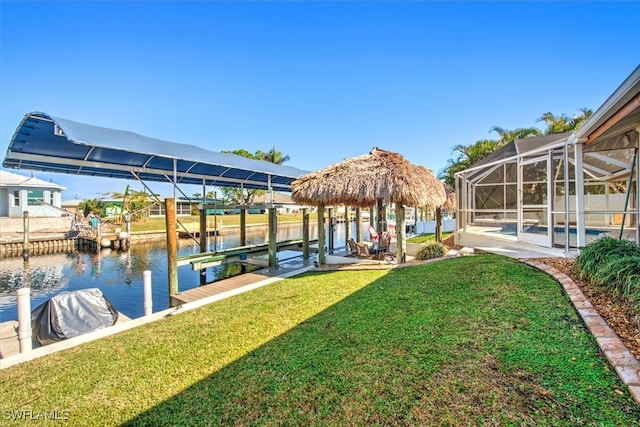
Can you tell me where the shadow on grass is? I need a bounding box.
[122,255,640,426]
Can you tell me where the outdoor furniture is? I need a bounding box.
[347,238,359,256]
[367,225,379,243]
[386,224,397,239]
[355,242,372,258]
[374,233,391,259]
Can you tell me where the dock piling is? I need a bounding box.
[17,288,32,353]
[143,270,153,316]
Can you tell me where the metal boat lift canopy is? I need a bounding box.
[3,112,308,191]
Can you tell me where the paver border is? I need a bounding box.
[524,259,640,405]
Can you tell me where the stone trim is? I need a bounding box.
[524,260,640,405]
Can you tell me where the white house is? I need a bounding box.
[0,170,66,218]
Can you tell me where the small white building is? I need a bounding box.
[0,170,66,217]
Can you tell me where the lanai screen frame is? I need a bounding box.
[455,132,639,250]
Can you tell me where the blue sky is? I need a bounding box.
[1,1,639,200]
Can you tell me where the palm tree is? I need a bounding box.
[219,147,290,204]
[537,109,593,134]
[489,126,541,144]
[439,139,500,187]
[255,146,290,165]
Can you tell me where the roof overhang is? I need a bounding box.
[576,65,640,146]
[3,112,308,191]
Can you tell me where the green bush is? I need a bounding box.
[591,256,640,301]
[575,237,640,309]
[415,242,445,260]
[575,237,640,281]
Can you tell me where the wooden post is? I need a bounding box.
[240,208,247,247]
[165,198,179,306]
[369,207,375,229]
[22,211,29,262]
[327,207,334,254]
[376,200,384,235]
[355,207,362,242]
[213,193,218,252]
[302,208,309,259]
[317,203,325,265]
[344,205,350,249]
[199,206,207,286]
[199,207,207,253]
[396,203,406,263]
[435,206,443,243]
[268,207,277,267]
[96,221,101,254]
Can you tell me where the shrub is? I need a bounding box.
[415,242,445,260]
[576,237,640,309]
[575,237,640,281]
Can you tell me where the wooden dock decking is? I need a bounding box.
[171,262,313,306]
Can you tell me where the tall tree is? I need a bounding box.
[489,126,541,144]
[219,147,290,205]
[538,108,593,134]
[440,110,591,188]
[255,146,291,164]
[439,139,500,187]
[108,185,153,222]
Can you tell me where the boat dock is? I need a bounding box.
[171,250,314,306]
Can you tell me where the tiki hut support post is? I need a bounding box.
[435,206,442,243]
[268,207,277,267]
[326,208,335,254]
[396,203,407,263]
[317,203,326,265]
[376,200,384,235]
[355,207,362,242]
[369,207,375,231]
[302,208,310,259]
[344,205,350,249]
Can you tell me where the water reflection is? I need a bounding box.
[0,221,367,322]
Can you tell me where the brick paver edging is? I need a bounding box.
[524,259,640,405]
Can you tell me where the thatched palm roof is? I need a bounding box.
[442,183,457,212]
[291,147,446,208]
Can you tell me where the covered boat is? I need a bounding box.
[31,288,119,345]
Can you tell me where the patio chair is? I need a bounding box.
[386,224,397,239]
[367,225,379,243]
[375,233,391,259]
[347,238,359,256]
[356,242,372,258]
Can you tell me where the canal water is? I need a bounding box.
[0,221,369,322]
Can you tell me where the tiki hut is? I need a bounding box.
[291,147,447,263]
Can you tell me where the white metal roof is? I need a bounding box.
[3,112,308,191]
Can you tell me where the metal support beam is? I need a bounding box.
[574,142,586,247]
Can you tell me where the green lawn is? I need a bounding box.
[407,231,453,243]
[1,255,638,425]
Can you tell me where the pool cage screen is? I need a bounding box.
[455,131,639,250]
